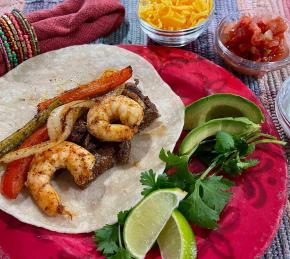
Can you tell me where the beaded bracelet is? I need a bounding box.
[0,19,18,68]
[11,12,33,58]
[9,12,28,61]
[24,35,33,58]
[0,25,15,70]
[11,12,32,59]
[0,35,11,71]
[4,14,24,63]
[0,17,18,52]
[17,9,40,56]
[0,17,19,66]
[12,9,39,56]
[0,10,40,72]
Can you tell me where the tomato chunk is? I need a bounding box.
[222,15,289,62]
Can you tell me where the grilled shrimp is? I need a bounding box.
[26,141,96,217]
[87,95,144,142]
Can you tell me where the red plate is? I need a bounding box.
[0,46,287,259]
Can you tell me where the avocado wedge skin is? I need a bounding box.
[179,117,260,157]
[184,94,265,130]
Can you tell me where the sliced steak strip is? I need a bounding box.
[83,134,101,154]
[92,145,115,177]
[123,82,159,130]
[115,141,131,164]
[67,118,87,145]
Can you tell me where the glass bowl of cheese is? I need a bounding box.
[138,0,214,47]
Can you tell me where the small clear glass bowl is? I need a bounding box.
[138,3,215,47]
[276,77,290,138]
[215,11,290,77]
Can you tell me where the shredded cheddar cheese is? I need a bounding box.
[139,0,213,30]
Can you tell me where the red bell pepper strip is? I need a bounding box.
[1,126,48,199]
[38,66,132,111]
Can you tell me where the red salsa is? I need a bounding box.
[222,15,289,62]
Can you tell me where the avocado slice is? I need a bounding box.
[184,94,265,130]
[179,117,260,156]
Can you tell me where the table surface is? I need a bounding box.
[1,0,290,258]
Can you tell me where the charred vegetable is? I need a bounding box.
[38,66,133,111]
[0,99,62,158]
[0,127,49,199]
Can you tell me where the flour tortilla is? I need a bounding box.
[0,45,184,233]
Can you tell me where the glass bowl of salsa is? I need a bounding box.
[215,10,290,76]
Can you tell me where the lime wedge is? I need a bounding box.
[123,188,187,258]
[157,210,197,259]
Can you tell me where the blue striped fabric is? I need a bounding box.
[24,0,290,258]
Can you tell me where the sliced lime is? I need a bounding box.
[123,188,187,258]
[157,210,197,259]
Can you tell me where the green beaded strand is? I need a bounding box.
[0,26,15,68]
[12,9,40,56]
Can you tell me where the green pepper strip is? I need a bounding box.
[0,99,62,157]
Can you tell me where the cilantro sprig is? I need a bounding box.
[195,131,285,176]
[140,131,285,229]
[179,175,233,229]
[94,210,132,258]
[140,169,175,196]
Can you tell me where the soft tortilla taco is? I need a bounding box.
[0,45,184,233]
